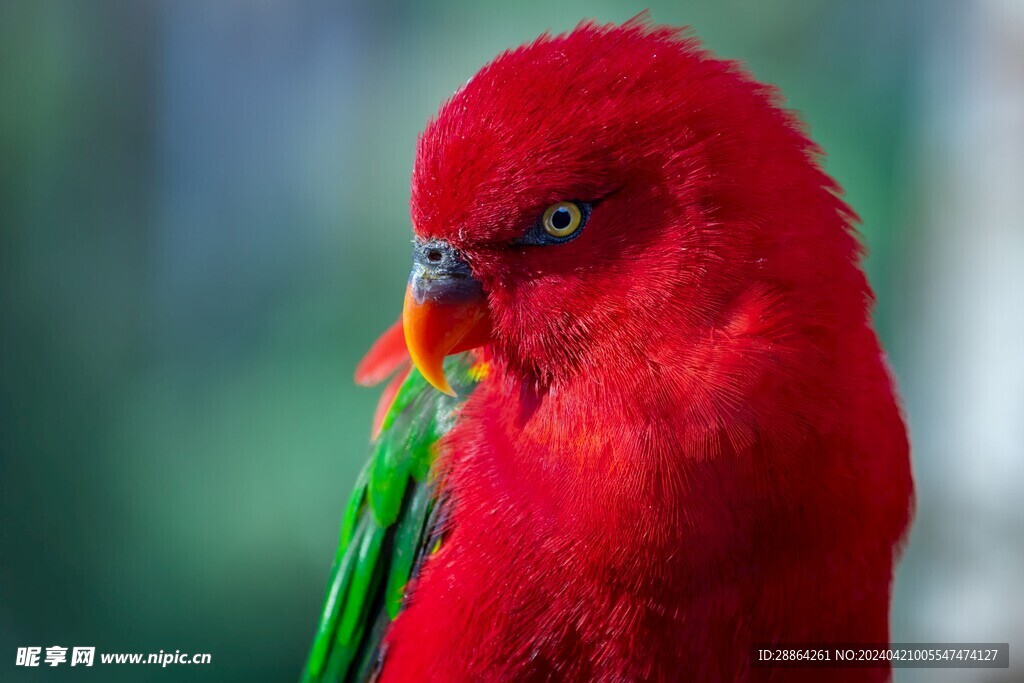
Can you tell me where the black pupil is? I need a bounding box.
[551,207,572,230]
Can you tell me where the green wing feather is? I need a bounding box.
[302,354,482,683]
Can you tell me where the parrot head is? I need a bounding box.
[403,20,863,398]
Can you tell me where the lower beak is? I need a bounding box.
[402,240,491,395]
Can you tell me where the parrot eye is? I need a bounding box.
[516,201,591,246]
[542,202,584,238]
[540,200,581,237]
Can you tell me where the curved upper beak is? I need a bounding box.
[402,239,491,395]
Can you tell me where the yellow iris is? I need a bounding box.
[542,201,583,238]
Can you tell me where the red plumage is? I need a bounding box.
[355,316,411,438]
[355,317,408,388]
[380,19,913,682]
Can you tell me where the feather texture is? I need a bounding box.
[302,355,481,682]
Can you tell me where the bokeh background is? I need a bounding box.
[2,1,1022,681]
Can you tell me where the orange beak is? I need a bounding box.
[402,240,491,396]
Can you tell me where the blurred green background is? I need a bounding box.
[2,1,1021,681]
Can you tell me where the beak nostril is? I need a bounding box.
[415,240,473,279]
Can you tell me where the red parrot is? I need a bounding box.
[303,19,913,683]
